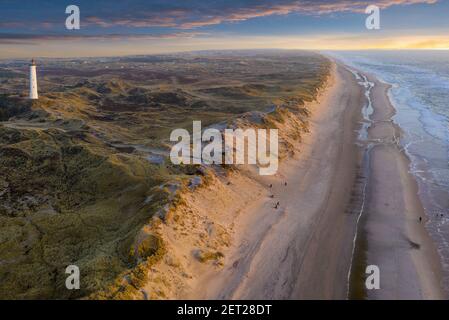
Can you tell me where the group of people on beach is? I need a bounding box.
[270,182,287,209]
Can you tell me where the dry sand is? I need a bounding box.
[142,60,445,300]
[142,62,366,299]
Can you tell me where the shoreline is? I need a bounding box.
[203,62,362,299]
[141,58,445,300]
[345,66,446,299]
[144,61,365,299]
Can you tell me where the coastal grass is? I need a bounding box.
[0,51,330,299]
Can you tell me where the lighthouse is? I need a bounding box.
[29,59,38,100]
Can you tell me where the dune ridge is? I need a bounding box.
[138,61,366,299]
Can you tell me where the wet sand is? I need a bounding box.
[348,70,446,299]
[144,60,446,300]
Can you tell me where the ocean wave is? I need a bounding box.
[329,50,449,293]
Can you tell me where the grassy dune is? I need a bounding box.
[0,51,330,299]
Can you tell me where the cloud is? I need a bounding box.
[0,22,26,28]
[0,0,439,45]
[400,38,449,49]
[84,16,179,28]
[0,32,204,44]
[2,0,435,30]
[79,0,438,29]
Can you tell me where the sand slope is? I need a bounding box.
[142,61,446,300]
[141,62,366,299]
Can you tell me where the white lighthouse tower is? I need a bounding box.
[29,59,38,100]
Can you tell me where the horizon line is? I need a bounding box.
[1,47,448,61]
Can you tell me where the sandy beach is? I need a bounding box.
[142,60,446,300]
[142,61,364,299]
[3,0,449,303]
[348,70,446,299]
[186,62,365,300]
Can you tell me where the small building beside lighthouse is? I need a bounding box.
[29,59,38,100]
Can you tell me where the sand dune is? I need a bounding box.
[142,62,364,299]
[142,60,446,300]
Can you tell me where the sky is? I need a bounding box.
[0,0,448,58]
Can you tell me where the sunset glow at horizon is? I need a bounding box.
[1,0,448,58]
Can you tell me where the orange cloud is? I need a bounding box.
[80,0,439,29]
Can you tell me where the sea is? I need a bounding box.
[328,50,449,292]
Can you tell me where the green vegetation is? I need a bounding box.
[195,250,225,264]
[0,51,330,299]
[0,95,31,121]
[0,126,171,299]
